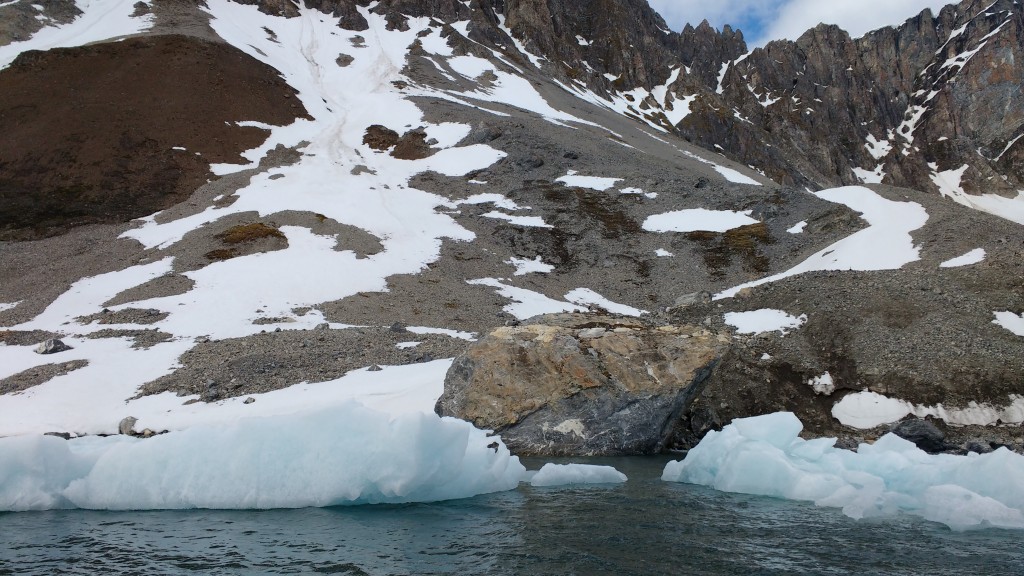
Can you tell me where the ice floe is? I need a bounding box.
[528,463,627,487]
[0,403,524,511]
[662,412,1024,531]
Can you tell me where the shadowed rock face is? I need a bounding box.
[436,313,730,456]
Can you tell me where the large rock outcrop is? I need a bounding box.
[435,313,730,456]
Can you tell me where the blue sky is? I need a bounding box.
[647,0,955,46]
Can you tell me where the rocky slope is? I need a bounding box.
[0,0,1020,453]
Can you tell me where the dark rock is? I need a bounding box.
[892,417,948,453]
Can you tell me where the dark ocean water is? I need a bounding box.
[1,457,1020,575]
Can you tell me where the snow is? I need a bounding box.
[555,170,622,191]
[396,341,421,349]
[662,412,1024,531]
[655,248,673,257]
[482,211,553,228]
[441,55,604,130]
[940,248,986,268]
[993,311,1024,337]
[0,403,525,511]
[0,0,155,70]
[832,390,1024,429]
[724,309,806,335]
[864,134,892,160]
[786,221,807,234]
[712,165,762,185]
[852,164,886,184]
[528,463,627,487]
[0,2,517,436]
[930,165,1024,225]
[467,278,586,319]
[564,288,646,317]
[0,301,19,313]
[507,256,554,276]
[406,327,476,341]
[716,187,928,299]
[808,372,835,396]
[643,209,758,233]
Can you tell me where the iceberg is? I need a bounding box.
[0,403,525,511]
[529,463,627,487]
[662,412,1024,531]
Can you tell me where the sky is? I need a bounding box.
[647,0,955,47]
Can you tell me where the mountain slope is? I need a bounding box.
[0,0,1020,453]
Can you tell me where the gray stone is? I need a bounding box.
[892,418,948,454]
[118,416,137,436]
[34,339,71,355]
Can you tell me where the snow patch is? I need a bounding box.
[482,211,553,228]
[786,221,807,234]
[555,170,622,191]
[724,309,806,335]
[716,187,928,299]
[993,311,1024,337]
[940,248,986,268]
[507,256,554,276]
[832,390,1024,429]
[0,0,155,70]
[564,288,645,317]
[808,372,835,396]
[643,209,758,233]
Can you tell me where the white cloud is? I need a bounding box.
[648,0,954,46]
[761,0,953,45]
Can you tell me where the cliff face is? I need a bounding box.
[301,0,1021,202]
[280,0,1016,203]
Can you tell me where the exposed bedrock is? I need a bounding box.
[435,312,730,456]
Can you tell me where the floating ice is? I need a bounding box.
[529,463,627,487]
[0,403,525,511]
[662,412,1024,531]
[723,309,806,335]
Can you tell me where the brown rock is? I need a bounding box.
[435,313,728,456]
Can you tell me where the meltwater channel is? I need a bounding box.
[2,457,1020,576]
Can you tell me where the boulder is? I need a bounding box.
[118,416,137,436]
[892,417,949,454]
[34,338,71,354]
[435,313,730,456]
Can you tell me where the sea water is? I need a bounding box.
[1,457,1019,576]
